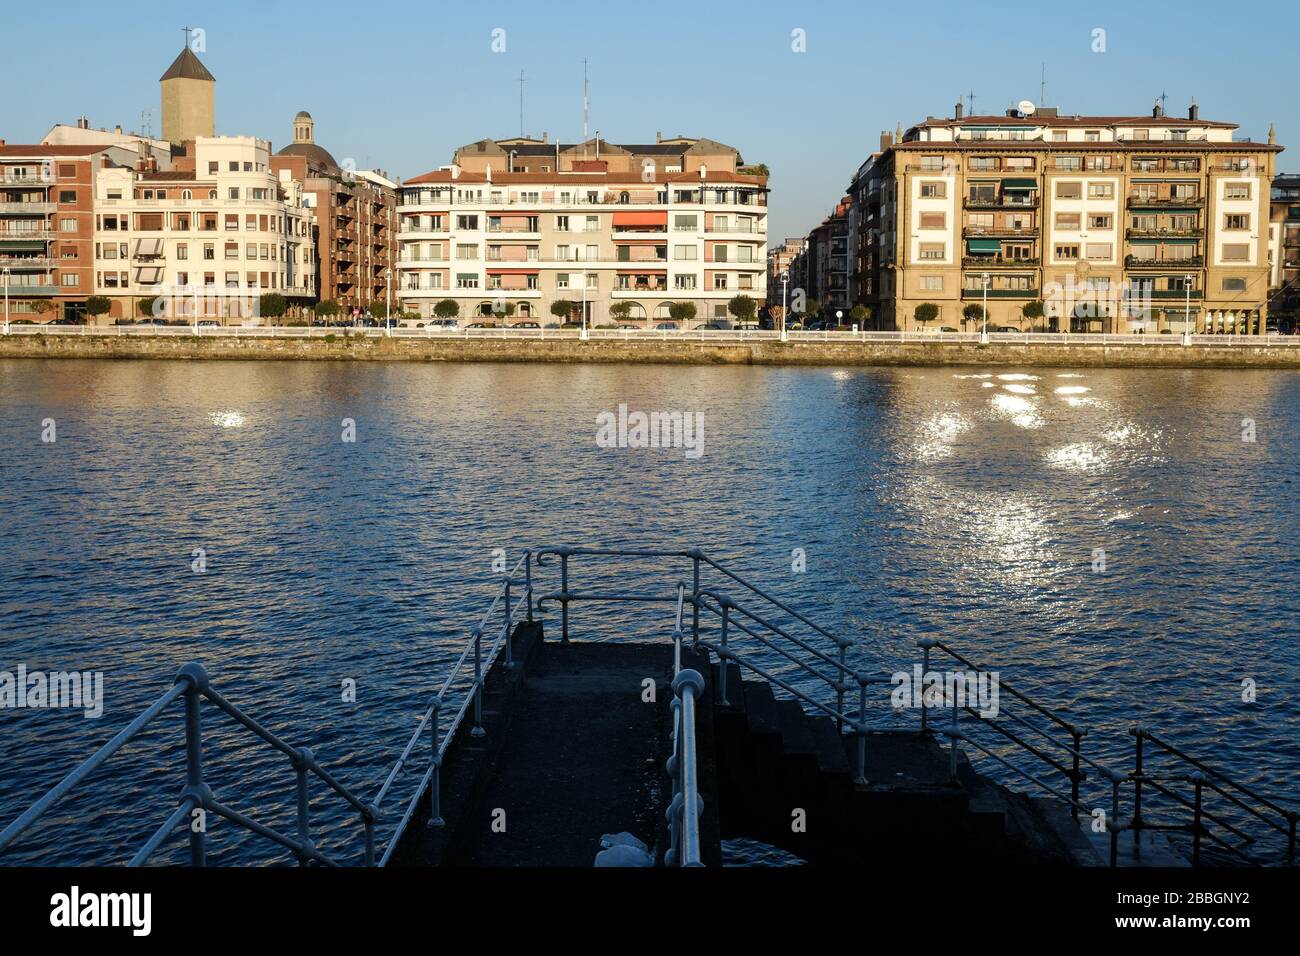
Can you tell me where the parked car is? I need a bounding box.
[1265,324,1280,334]
[51,316,86,325]
[616,323,641,330]
[113,318,136,326]
[937,327,959,333]
[992,326,1022,333]
[465,321,498,329]
[197,320,220,327]
[735,321,760,331]
[654,321,679,330]
[692,320,733,331]
[511,321,540,329]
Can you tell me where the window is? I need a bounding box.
[555,215,570,231]
[1221,243,1249,261]
[969,157,996,171]
[1089,214,1113,230]
[713,275,729,290]
[177,244,188,260]
[224,242,239,259]
[1055,182,1082,200]
[674,245,697,260]
[919,212,946,230]
[203,243,215,260]
[674,274,697,290]
[456,244,479,259]
[1055,157,1082,171]
[1087,183,1114,199]
[919,181,946,198]
[457,215,479,230]
[1054,212,1081,230]
[1225,183,1251,200]
[919,275,943,291]
[59,190,76,204]
[968,184,997,203]
[920,156,944,172]
[918,242,945,260]
[1084,130,1100,142]
[58,163,76,178]
[208,162,218,174]
[60,218,77,232]
[60,274,79,287]
[1055,244,1080,260]
[228,188,240,200]
[225,215,238,230]
[456,273,479,289]
[556,273,570,289]
[1085,242,1112,260]
[1222,277,1247,292]
[1224,214,1249,230]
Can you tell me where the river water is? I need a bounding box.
[0,359,1296,865]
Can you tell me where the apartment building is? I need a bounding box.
[0,142,109,321]
[271,112,397,314]
[765,237,805,314]
[91,136,315,322]
[396,136,768,324]
[790,198,852,318]
[1268,173,1300,330]
[847,100,1281,334]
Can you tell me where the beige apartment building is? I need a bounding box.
[92,136,315,322]
[397,135,769,324]
[848,101,1281,334]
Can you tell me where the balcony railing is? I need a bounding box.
[0,202,55,215]
[0,257,56,269]
[961,287,1038,298]
[0,174,52,186]
[963,196,1039,209]
[2,283,58,295]
[0,230,54,241]
[962,255,1040,267]
[963,226,1036,237]
[1126,228,1202,239]
[1126,255,1204,268]
[1126,195,1205,208]
[1143,288,1204,298]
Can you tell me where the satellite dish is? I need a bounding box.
[1018,100,1036,116]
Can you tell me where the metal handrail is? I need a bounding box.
[665,584,703,866]
[1130,728,1297,865]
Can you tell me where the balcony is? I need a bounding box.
[963,226,1036,238]
[963,196,1039,210]
[0,202,55,215]
[1126,228,1202,239]
[0,256,55,269]
[706,225,765,234]
[1126,195,1204,208]
[1126,255,1204,269]
[0,230,54,242]
[3,283,58,295]
[0,174,51,186]
[1143,288,1203,299]
[961,286,1038,299]
[962,256,1040,267]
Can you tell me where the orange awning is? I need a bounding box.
[612,211,668,227]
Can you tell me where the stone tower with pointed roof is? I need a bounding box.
[160,46,215,144]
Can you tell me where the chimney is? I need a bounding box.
[656,131,662,143]
[77,116,90,130]
[879,130,891,151]
[1152,98,1163,118]
[541,131,547,143]
[955,97,964,120]
[114,124,122,134]
[1189,98,1199,121]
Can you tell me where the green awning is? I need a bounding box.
[0,240,46,251]
[967,239,1002,254]
[1002,178,1038,189]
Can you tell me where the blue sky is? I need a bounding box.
[4,0,1297,239]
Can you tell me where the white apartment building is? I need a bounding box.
[396,137,768,325]
[92,137,315,322]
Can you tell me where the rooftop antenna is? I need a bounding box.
[1040,62,1046,106]
[967,90,976,116]
[583,59,589,141]
[140,110,153,139]
[518,69,525,138]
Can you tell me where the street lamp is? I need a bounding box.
[1182,273,1193,345]
[2,267,10,335]
[980,272,990,344]
[579,274,589,340]
[385,267,392,337]
[780,271,789,342]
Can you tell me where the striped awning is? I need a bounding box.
[967,239,1001,254]
[133,238,164,257]
[134,267,163,284]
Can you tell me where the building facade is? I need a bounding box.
[765,237,805,317]
[271,112,398,315]
[0,142,108,322]
[396,136,768,325]
[846,101,1281,334]
[1268,173,1300,331]
[92,136,315,321]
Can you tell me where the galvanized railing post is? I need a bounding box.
[717,600,731,707]
[691,551,701,644]
[835,639,849,735]
[178,663,209,867]
[1132,727,1145,833]
[854,674,868,785]
[918,638,934,736]
[471,627,486,737]
[428,699,445,827]
[503,577,514,668]
[525,551,534,622]
[948,697,960,783]
[560,551,571,644]
[294,746,312,866]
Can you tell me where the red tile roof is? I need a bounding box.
[404,169,766,186]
